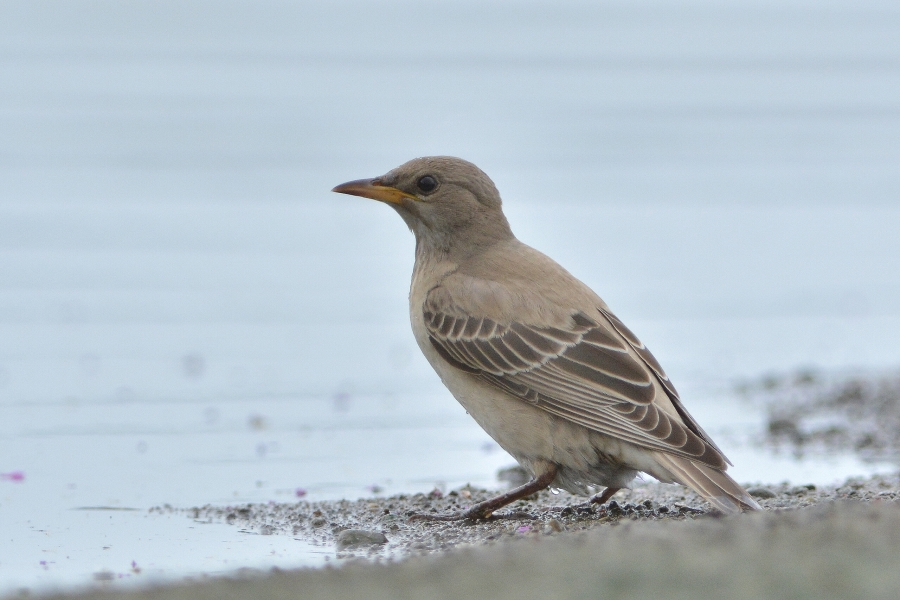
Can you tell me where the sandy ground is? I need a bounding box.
[172,473,898,560]
[12,370,900,600]
[17,472,900,600]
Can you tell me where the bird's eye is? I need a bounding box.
[416,175,437,193]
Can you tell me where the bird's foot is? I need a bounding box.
[544,487,622,516]
[407,465,558,523]
[407,502,498,522]
[588,486,621,507]
[408,508,535,522]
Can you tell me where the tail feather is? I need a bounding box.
[653,452,761,514]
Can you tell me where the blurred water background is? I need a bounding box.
[2,0,899,593]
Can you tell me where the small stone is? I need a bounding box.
[335,529,388,550]
[606,501,623,516]
[675,504,703,515]
[311,517,327,528]
[546,518,564,532]
[497,465,530,487]
[748,487,777,499]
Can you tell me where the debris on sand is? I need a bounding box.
[336,529,388,550]
[739,369,900,462]
[105,475,900,600]
[172,473,899,563]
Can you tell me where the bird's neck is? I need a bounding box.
[413,221,514,268]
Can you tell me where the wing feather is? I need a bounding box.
[424,288,729,469]
[599,307,730,462]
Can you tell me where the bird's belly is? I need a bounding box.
[437,363,561,459]
[410,317,548,451]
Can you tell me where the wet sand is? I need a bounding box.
[175,473,898,559]
[750,370,900,463]
[27,472,900,600]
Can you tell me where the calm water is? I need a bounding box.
[2,0,900,594]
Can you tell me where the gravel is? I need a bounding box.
[169,472,900,562]
[33,472,900,600]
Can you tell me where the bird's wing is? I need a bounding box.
[423,286,729,469]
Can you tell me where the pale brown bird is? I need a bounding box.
[332,156,760,518]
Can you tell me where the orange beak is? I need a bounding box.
[331,178,416,205]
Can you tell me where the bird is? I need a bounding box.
[332,156,760,519]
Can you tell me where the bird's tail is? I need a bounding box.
[653,452,761,514]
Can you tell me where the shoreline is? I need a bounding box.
[179,472,900,561]
[29,472,900,600]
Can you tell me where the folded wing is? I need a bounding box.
[424,286,730,470]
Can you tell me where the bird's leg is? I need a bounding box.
[539,486,621,516]
[409,465,558,521]
[589,486,621,506]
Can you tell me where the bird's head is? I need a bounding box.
[332,156,514,258]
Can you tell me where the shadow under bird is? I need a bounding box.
[333,156,760,519]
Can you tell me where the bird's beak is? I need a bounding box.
[331,178,415,205]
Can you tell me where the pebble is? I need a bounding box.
[748,487,777,499]
[336,529,389,550]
